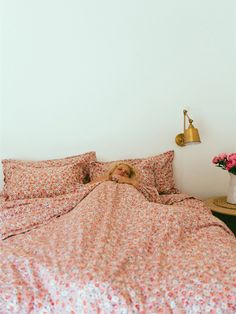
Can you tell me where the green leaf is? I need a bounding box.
[229,168,236,175]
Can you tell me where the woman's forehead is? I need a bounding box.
[118,163,130,169]
[117,164,131,171]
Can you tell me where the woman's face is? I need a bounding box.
[112,164,131,178]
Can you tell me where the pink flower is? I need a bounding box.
[218,153,227,161]
[226,159,236,171]
[212,157,219,164]
[228,154,236,161]
[213,152,236,174]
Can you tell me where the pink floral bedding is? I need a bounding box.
[0,182,235,313]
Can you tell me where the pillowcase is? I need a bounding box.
[5,163,83,200]
[89,150,177,194]
[150,150,178,194]
[89,159,156,189]
[0,192,5,207]
[2,151,96,185]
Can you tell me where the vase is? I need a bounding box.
[227,173,236,204]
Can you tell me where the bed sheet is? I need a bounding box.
[0,193,5,207]
[0,182,235,313]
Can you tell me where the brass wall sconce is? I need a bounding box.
[175,109,201,147]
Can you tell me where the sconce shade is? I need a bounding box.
[175,109,201,147]
[184,123,201,144]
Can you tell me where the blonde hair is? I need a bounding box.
[108,162,137,179]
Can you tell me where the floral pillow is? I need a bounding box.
[4,163,83,201]
[150,150,178,194]
[89,150,177,194]
[2,151,96,185]
[89,159,156,188]
[0,192,5,206]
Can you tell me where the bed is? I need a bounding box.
[0,151,235,313]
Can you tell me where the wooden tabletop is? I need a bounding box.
[205,197,236,216]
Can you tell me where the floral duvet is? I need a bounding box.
[0,181,235,314]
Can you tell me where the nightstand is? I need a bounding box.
[205,197,236,236]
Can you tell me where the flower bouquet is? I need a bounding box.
[212,153,236,204]
[212,153,236,175]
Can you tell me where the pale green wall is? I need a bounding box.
[1,0,236,198]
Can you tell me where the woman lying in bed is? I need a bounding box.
[88,162,161,203]
[90,162,139,188]
[0,160,236,313]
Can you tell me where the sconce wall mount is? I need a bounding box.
[175,109,201,147]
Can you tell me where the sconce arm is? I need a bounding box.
[183,109,194,131]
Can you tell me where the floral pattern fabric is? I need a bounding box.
[0,182,235,313]
[4,164,85,201]
[0,194,5,208]
[89,150,177,195]
[150,150,178,194]
[89,159,156,188]
[2,151,96,199]
[2,151,96,182]
[0,184,95,239]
